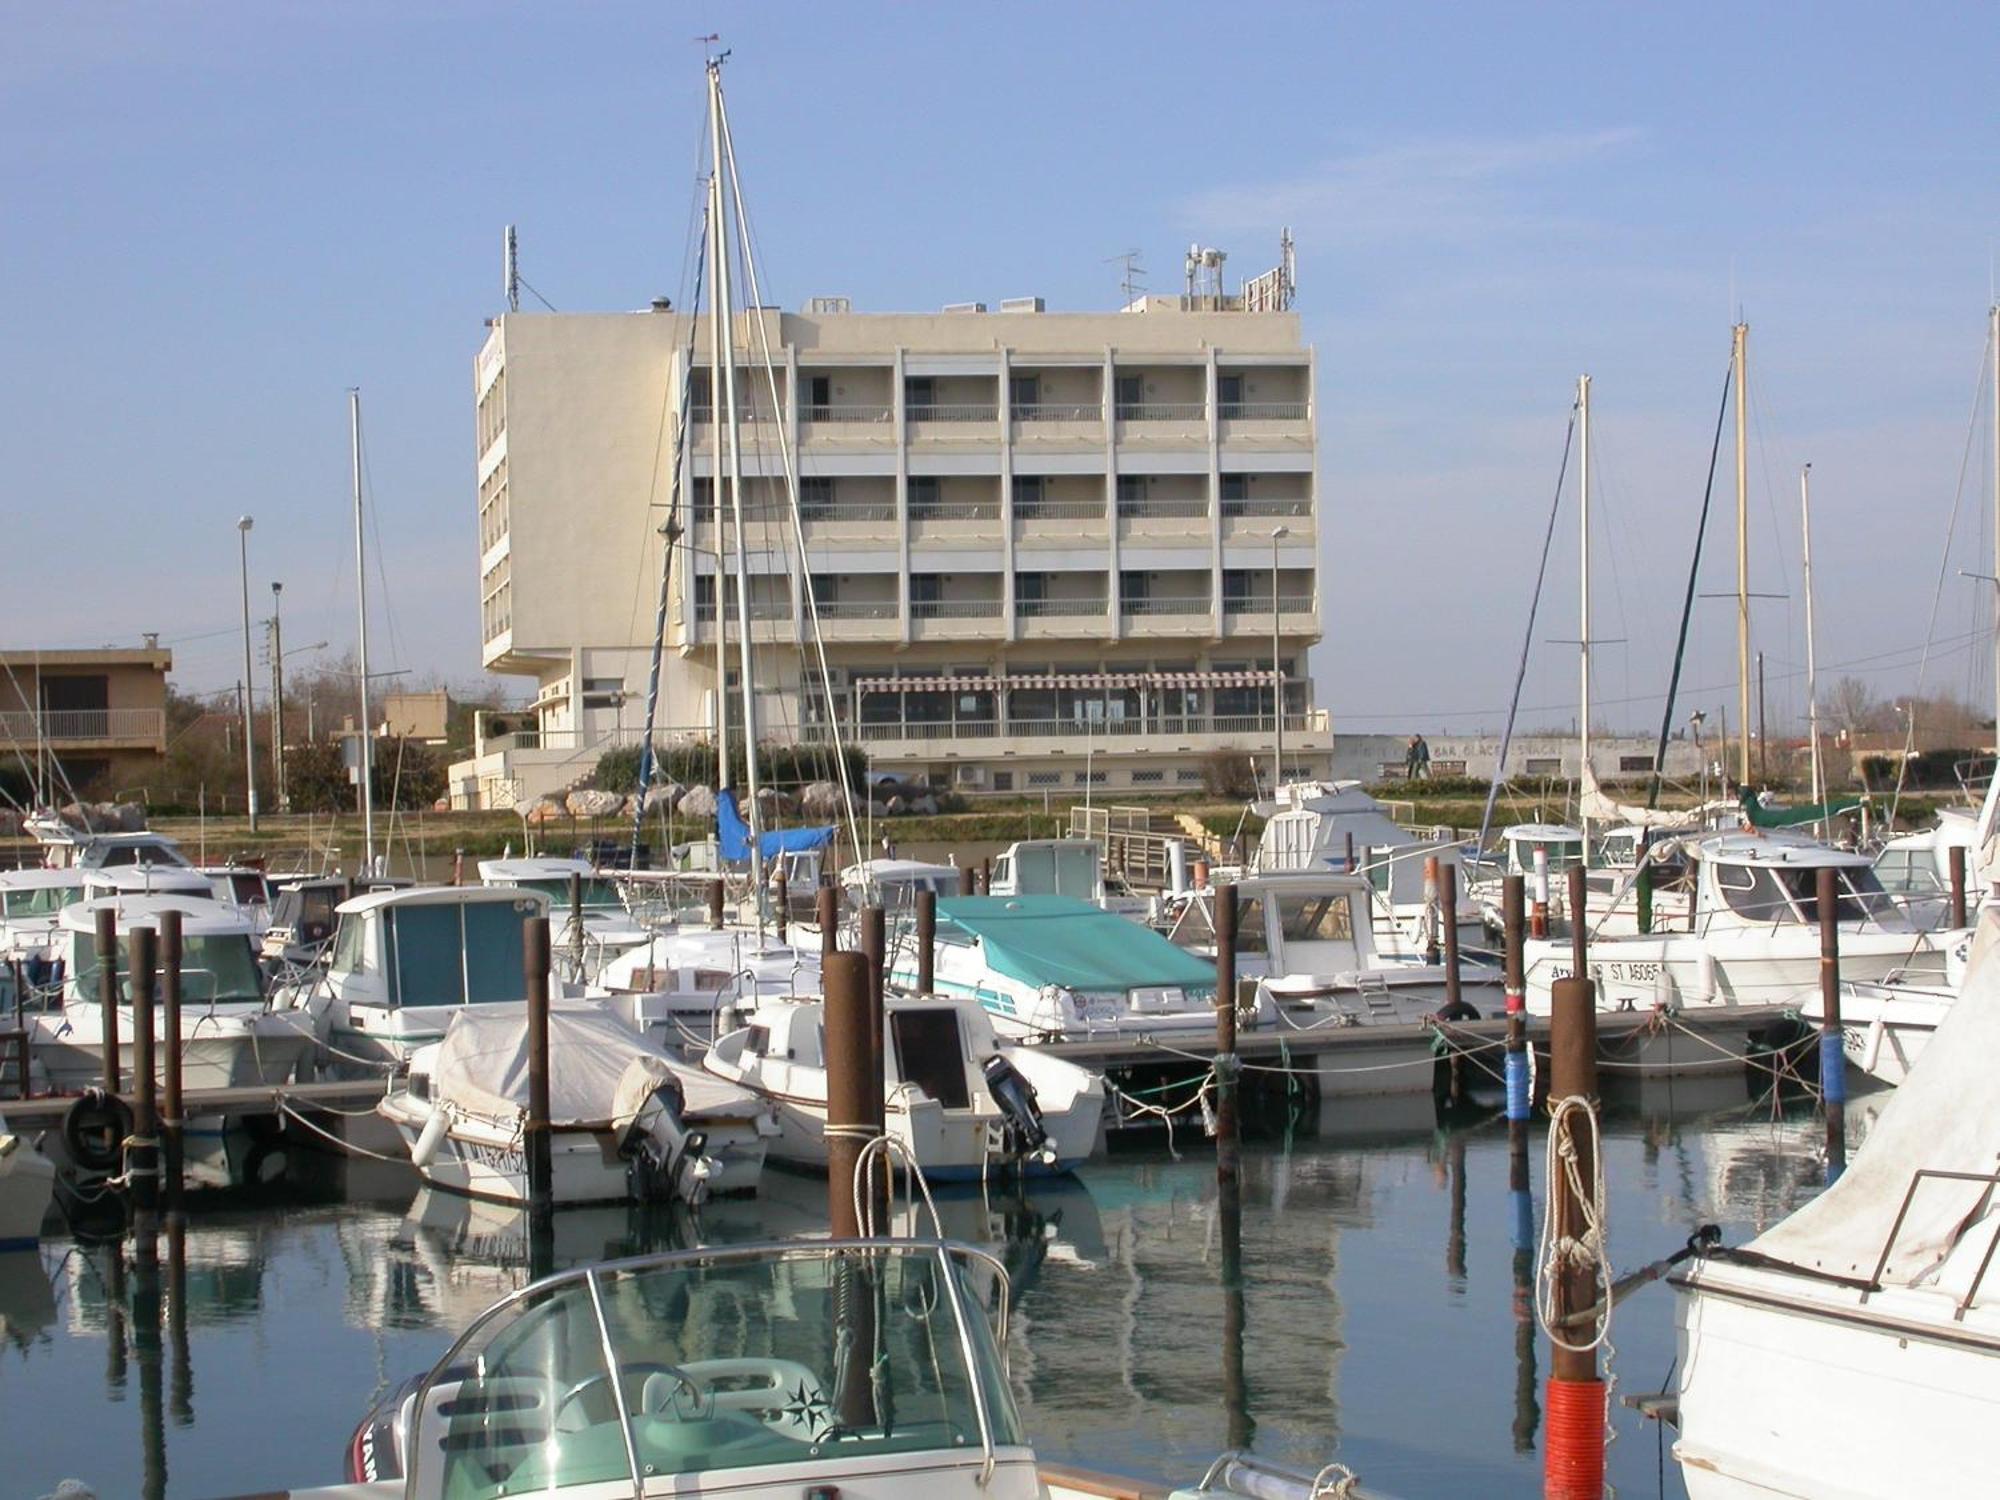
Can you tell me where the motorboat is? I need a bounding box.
[593,923,822,1047]
[199,864,277,935]
[27,894,316,1093]
[81,862,223,905]
[703,994,1105,1180]
[841,857,961,912]
[25,819,193,870]
[0,867,85,970]
[1521,831,1957,1015]
[378,1005,774,1206]
[478,855,654,975]
[1471,822,1586,930]
[1670,904,2000,1496]
[279,885,561,1071]
[1795,922,1977,1087]
[0,1125,54,1249]
[893,894,1249,1040]
[261,873,412,968]
[1873,806,1985,929]
[986,837,1155,922]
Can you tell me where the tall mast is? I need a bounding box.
[1577,373,1593,842]
[1733,321,1752,788]
[1991,303,1999,733]
[1801,464,1825,831]
[707,178,730,801]
[349,388,376,874]
[708,58,767,912]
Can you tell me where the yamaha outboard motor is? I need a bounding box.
[980,1053,1049,1159]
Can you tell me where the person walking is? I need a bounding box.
[1413,734,1432,781]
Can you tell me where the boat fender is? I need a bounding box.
[409,1103,451,1169]
[1861,1015,1886,1076]
[981,1053,1048,1158]
[62,1088,134,1176]
[1691,949,1718,1004]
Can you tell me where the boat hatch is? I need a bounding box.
[893,1008,972,1109]
[383,900,533,1008]
[516,876,626,912]
[405,1241,1023,1498]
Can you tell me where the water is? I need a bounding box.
[1,1082,1846,1499]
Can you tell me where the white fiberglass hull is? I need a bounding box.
[28,1004,316,1092]
[742,1085,1101,1181]
[0,1138,55,1250]
[1802,980,1952,1088]
[1523,928,1949,1014]
[1674,1262,2000,1497]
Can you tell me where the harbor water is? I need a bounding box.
[1,1081,1844,1499]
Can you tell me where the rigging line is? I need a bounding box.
[717,80,868,868]
[359,435,405,673]
[1651,362,1733,808]
[1477,404,1575,854]
[0,654,82,811]
[1890,319,1997,827]
[514,275,558,313]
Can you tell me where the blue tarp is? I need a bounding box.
[717,788,837,864]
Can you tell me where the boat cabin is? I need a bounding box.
[326,886,549,1012]
[988,839,1104,901]
[1497,824,1587,879]
[0,869,85,925]
[262,874,411,961]
[477,856,627,915]
[200,865,275,910]
[1170,872,1385,978]
[31,826,193,871]
[81,864,225,905]
[1689,833,1909,931]
[57,895,266,1008]
[842,858,961,911]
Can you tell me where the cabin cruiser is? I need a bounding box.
[1171,871,1502,1027]
[593,922,822,1047]
[703,995,1104,1180]
[892,894,1251,1040]
[1252,779,1481,948]
[1873,806,1984,929]
[841,857,961,912]
[25,819,194,870]
[379,1005,774,1206]
[1670,904,2000,1497]
[0,868,85,969]
[1521,832,1956,1014]
[261,874,412,968]
[0,1126,55,1250]
[1794,922,1978,1088]
[986,837,1154,922]
[199,864,276,933]
[478,855,653,976]
[27,895,316,1092]
[278,885,561,1071]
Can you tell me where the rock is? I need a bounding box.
[755,786,798,817]
[799,780,845,817]
[525,797,566,825]
[884,794,907,815]
[909,794,939,816]
[112,801,147,831]
[866,798,888,818]
[642,782,681,814]
[566,788,624,818]
[677,784,717,819]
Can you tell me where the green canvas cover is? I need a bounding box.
[1738,788,1868,829]
[935,895,1216,994]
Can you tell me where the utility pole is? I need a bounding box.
[269,582,286,812]
[1756,650,1767,786]
[236,517,260,829]
[1733,322,1752,789]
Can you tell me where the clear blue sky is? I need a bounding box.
[6,3,1997,737]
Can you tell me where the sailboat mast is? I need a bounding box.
[1577,373,1593,843]
[349,388,376,875]
[706,176,730,803]
[1801,465,1825,830]
[1990,303,1999,732]
[1733,322,1752,788]
[708,59,768,910]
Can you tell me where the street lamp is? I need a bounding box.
[1270,524,1290,791]
[236,516,259,830]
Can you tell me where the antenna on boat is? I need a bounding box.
[504,225,520,313]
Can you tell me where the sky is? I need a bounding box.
[5,2,1998,739]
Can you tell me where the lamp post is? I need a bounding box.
[1270,525,1290,791]
[236,517,259,830]
[269,581,286,811]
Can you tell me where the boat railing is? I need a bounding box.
[1862,1167,2000,1319]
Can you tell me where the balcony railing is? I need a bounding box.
[1119,498,1208,519]
[0,708,165,743]
[1220,401,1310,420]
[694,601,794,623]
[811,600,900,621]
[687,406,786,425]
[1222,594,1316,615]
[1015,501,1106,521]
[1016,598,1108,618]
[907,404,999,424]
[1222,496,1313,518]
[803,404,893,424]
[1116,402,1207,422]
[802,502,899,524]
[911,500,1000,522]
[1122,595,1211,616]
[910,599,1005,619]
[830,712,1319,745]
[1011,402,1103,423]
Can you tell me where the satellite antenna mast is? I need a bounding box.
[1105,249,1145,304]
[504,225,520,312]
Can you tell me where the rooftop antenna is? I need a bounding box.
[504,225,520,313]
[1106,249,1146,304]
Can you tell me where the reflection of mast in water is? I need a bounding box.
[1219,1120,1253,1451]
[133,1230,167,1500]
[167,1213,193,1427]
[1510,1112,1540,1452]
[1444,1130,1467,1286]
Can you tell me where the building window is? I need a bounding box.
[1114,373,1143,416]
[1075,770,1106,786]
[807,375,832,418]
[1220,473,1249,504]
[1132,769,1164,785]
[1176,768,1205,784]
[904,376,935,410]
[1009,374,1039,413]
[992,771,1014,792]
[908,475,940,518]
[1619,755,1655,773]
[800,476,833,517]
[1027,770,1061,788]
[1012,475,1045,516]
[1218,373,1244,413]
[1525,757,1562,776]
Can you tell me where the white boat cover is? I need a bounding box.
[432,1005,758,1129]
[1747,905,2000,1293]
[1578,765,1698,831]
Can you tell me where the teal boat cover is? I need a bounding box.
[935,895,1216,994]
[1738,787,1868,829]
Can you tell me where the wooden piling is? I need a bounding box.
[980,856,992,895]
[957,863,976,897]
[1441,863,1464,1014]
[129,925,160,1218]
[816,883,839,957]
[158,909,184,1212]
[523,916,553,1214]
[1949,844,1968,930]
[1544,969,1604,1500]
[916,888,936,995]
[1567,865,1589,981]
[166,1211,191,1423]
[822,949,880,1428]
[708,877,725,930]
[1214,882,1239,1169]
[857,904,888,1225]
[568,872,584,953]
[96,905,121,1095]
[773,870,789,943]
[1819,866,1847,1180]
[1213,880,1250,1449]
[1423,855,1442,964]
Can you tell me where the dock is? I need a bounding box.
[0,1076,389,1130]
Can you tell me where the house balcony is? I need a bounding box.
[808,600,903,642]
[1219,400,1313,448]
[799,404,897,451]
[906,404,1000,446]
[0,708,166,751]
[910,598,1006,640]
[691,600,803,646]
[1014,596,1111,639]
[1221,595,1319,637]
[1120,596,1213,634]
[1011,401,1105,451]
[818,710,1330,758]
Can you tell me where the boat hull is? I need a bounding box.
[29,1006,316,1092]
[0,1139,55,1250]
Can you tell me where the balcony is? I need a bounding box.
[910,598,1005,640]
[808,599,901,641]
[1011,402,1103,423]
[1115,402,1207,422]
[1220,401,1309,420]
[1016,597,1107,618]
[1123,595,1211,615]
[0,708,165,748]
[907,404,999,425]
[827,711,1326,751]
[802,403,893,425]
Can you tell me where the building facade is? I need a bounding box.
[0,645,173,797]
[453,293,1331,809]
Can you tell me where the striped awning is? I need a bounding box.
[851,670,1277,694]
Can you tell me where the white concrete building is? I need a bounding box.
[453,288,1332,809]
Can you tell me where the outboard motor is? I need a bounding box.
[615,1070,713,1206]
[980,1053,1050,1161]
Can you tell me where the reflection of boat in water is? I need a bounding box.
[0,1249,57,1351]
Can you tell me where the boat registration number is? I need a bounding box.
[1548,961,1664,985]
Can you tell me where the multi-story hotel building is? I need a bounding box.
[453,283,1333,809]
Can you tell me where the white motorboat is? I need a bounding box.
[0,1126,55,1250]
[703,994,1105,1180]
[1670,905,2000,1496]
[28,895,316,1093]
[1522,831,1955,1015]
[594,923,821,1046]
[379,1005,774,1206]
[986,837,1156,922]
[890,894,1251,1040]
[26,820,193,871]
[0,867,85,970]
[261,873,412,967]
[1873,805,1985,929]
[1796,923,1976,1087]
[279,884,561,1070]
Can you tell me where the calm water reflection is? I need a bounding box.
[0,1080,1852,1499]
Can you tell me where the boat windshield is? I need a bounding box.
[1712,863,1796,922]
[3,884,82,918]
[1775,866,1898,924]
[386,899,535,1007]
[517,877,626,913]
[406,1241,1023,1499]
[1509,838,1583,875]
[75,932,265,1005]
[1872,848,1944,897]
[1007,843,1100,899]
[1275,893,1355,943]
